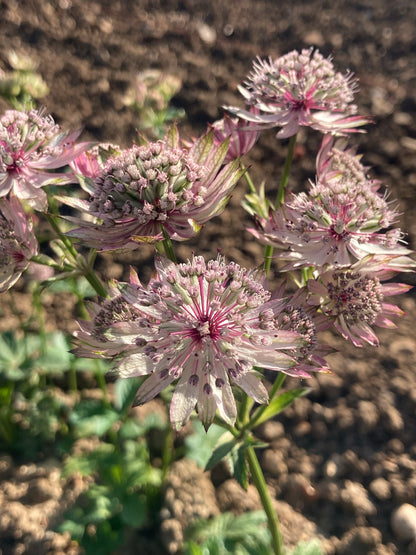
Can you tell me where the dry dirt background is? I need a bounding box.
[1,0,416,554]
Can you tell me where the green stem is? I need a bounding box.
[0,383,15,444]
[246,445,283,554]
[45,213,79,258]
[161,425,174,481]
[237,392,254,429]
[263,243,274,276]
[83,266,109,298]
[94,360,110,407]
[264,134,298,275]
[68,364,78,393]
[275,134,297,209]
[30,253,74,273]
[267,371,287,402]
[32,285,47,349]
[213,415,239,436]
[44,213,108,298]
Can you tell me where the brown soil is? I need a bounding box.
[1,1,416,554]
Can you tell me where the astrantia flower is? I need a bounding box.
[0,108,91,211]
[211,109,260,163]
[306,258,412,347]
[225,48,369,138]
[0,196,38,292]
[73,254,322,430]
[248,144,413,270]
[64,127,244,251]
[316,134,373,186]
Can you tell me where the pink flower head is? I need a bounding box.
[316,134,373,186]
[211,108,260,162]
[0,108,91,211]
[64,126,244,251]
[0,196,38,292]
[73,254,322,430]
[248,139,413,270]
[225,48,370,138]
[307,257,412,347]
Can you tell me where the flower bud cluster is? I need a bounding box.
[65,127,244,250]
[306,261,411,347]
[248,134,414,346]
[89,142,207,226]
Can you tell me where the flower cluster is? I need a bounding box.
[249,134,414,346]
[65,126,244,251]
[0,107,90,210]
[225,48,369,138]
[0,47,413,433]
[73,254,326,430]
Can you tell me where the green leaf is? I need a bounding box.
[80,520,123,555]
[82,484,121,523]
[69,399,119,438]
[0,331,29,380]
[45,279,76,294]
[230,443,249,490]
[72,357,112,373]
[119,493,147,527]
[185,420,227,468]
[62,443,115,477]
[184,511,271,554]
[35,331,72,373]
[250,388,311,429]
[205,434,238,471]
[290,539,323,555]
[183,542,204,555]
[55,518,85,540]
[114,376,143,414]
[74,276,99,299]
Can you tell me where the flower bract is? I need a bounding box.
[211,109,260,162]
